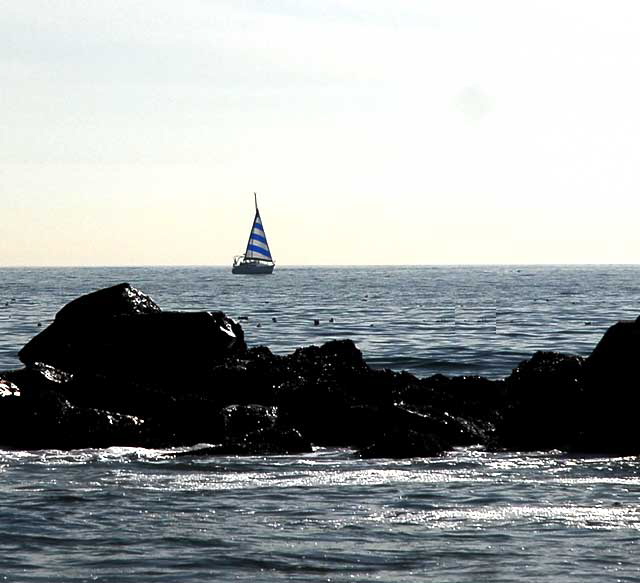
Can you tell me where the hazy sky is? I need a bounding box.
[2,1,640,266]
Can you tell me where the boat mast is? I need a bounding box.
[244,192,260,260]
[250,192,268,263]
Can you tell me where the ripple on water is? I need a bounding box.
[2,265,640,378]
[0,447,639,581]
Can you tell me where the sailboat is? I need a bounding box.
[232,193,275,274]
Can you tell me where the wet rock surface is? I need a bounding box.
[496,351,586,452]
[1,283,638,457]
[19,284,245,380]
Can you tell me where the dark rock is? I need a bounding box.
[221,404,279,438]
[3,363,74,396]
[270,341,500,453]
[176,426,312,457]
[273,339,381,443]
[0,378,21,398]
[579,319,640,454]
[190,403,312,456]
[61,406,147,449]
[0,373,147,449]
[55,283,161,323]
[224,425,311,455]
[55,282,161,322]
[585,319,640,381]
[10,283,640,458]
[275,380,354,446]
[20,308,246,381]
[496,351,585,451]
[149,396,227,448]
[346,401,489,458]
[201,347,284,408]
[2,365,228,449]
[393,404,490,447]
[399,373,504,433]
[358,428,446,459]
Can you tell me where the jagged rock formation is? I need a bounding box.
[1,283,638,457]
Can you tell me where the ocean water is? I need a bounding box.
[1,265,640,582]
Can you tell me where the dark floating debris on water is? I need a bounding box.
[313,319,320,326]
[238,316,249,321]
[329,318,334,323]
[0,282,639,458]
[272,317,277,323]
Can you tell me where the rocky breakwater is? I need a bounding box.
[0,283,638,458]
[495,316,640,455]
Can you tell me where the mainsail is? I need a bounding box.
[232,192,275,274]
[244,200,272,262]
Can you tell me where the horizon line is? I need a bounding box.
[1,262,639,269]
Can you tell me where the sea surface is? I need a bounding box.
[1,265,639,582]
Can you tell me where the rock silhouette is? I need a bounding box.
[0,283,638,457]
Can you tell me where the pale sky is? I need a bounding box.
[2,0,640,266]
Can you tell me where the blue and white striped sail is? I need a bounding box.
[244,209,273,262]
